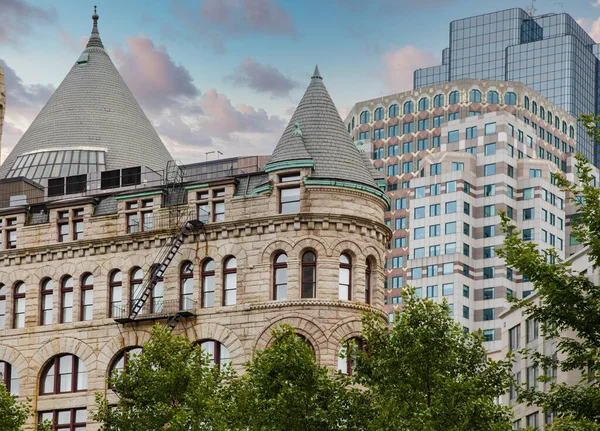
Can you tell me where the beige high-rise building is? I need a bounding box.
[499,247,599,429]
[346,79,598,355]
[0,11,389,431]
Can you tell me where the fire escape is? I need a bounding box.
[114,161,203,330]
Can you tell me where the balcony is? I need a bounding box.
[112,299,196,324]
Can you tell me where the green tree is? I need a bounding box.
[498,130,600,430]
[0,382,52,431]
[93,325,234,431]
[228,325,373,431]
[353,288,514,431]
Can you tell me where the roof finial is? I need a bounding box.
[86,5,104,49]
[311,65,322,80]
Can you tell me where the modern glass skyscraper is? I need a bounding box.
[414,8,600,166]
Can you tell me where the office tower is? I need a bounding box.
[346,79,597,353]
[414,8,600,166]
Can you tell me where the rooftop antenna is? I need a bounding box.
[205,151,215,161]
[216,151,223,160]
[526,0,537,16]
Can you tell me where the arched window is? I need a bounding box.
[359,110,370,124]
[504,92,517,105]
[554,116,560,129]
[130,267,144,315]
[339,254,352,301]
[403,100,414,114]
[449,90,460,104]
[524,96,530,110]
[0,361,19,395]
[351,117,355,129]
[13,282,25,329]
[200,340,231,369]
[0,284,5,330]
[540,106,545,120]
[60,276,73,323]
[150,265,164,314]
[110,347,142,376]
[562,121,567,134]
[301,251,317,299]
[181,262,194,310]
[469,89,481,103]
[532,101,538,114]
[109,270,123,318]
[202,260,215,308]
[347,122,351,133]
[337,338,364,376]
[389,104,399,117]
[547,111,552,124]
[223,257,237,306]
[418,97,428,111]
[433,94,444,107]
[487,90,499,104]
[273,253,288,300]
[374,107,384,121]
[81,274,93,321]
[569,126,575,139]
[41,278,54,325]
[40,354,87,395]
[365,260,372,305]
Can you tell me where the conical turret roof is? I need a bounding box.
[266,66,381,191]
[0,8,172,181]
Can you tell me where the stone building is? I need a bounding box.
[499,246,599,429]
[0,65,5,158]
[346,79,597,354]
[0,11,389,431]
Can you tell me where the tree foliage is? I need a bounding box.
[94,325,234,431]
[497,119,600,430]
[353,287,514,431]
[229,325,372,430]
[0,382,52,431]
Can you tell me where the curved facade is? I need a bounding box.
[0,12,172,183]
[0,64,390,430]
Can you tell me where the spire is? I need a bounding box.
[311,65,322,80]
[86,5,104,49]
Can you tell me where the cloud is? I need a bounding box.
[57,29,89,53]
[111,35,200,110]
[0,0,57,47]
[382,46,438,92]
[0,58,55,163]
[170,0,295,53]
[336,0,452,12]
[577,17,600,42]
[200,0,295,36]
[227,58,299,98]
[594,0,600,7]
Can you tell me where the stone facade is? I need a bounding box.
[0,163,390,429]
[498,247,599,429]
[0,66,4,160]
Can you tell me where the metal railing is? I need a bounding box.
[112,299,197,322]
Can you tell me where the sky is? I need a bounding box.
[1,0,600,165]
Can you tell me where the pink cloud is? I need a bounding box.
[111,35,199,110]
[382,46,438,92]
[578,17,600,42]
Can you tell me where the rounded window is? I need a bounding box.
[199,340,231,369]
[40,354,87,395]
[274,253,288,300]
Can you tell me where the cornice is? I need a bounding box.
[0,212,391,267]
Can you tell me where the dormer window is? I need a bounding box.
[279,173,301,214]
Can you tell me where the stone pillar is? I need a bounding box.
[0,66,5,161]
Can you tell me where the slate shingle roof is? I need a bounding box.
[266,66,380,190]
[0,10,173,179]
